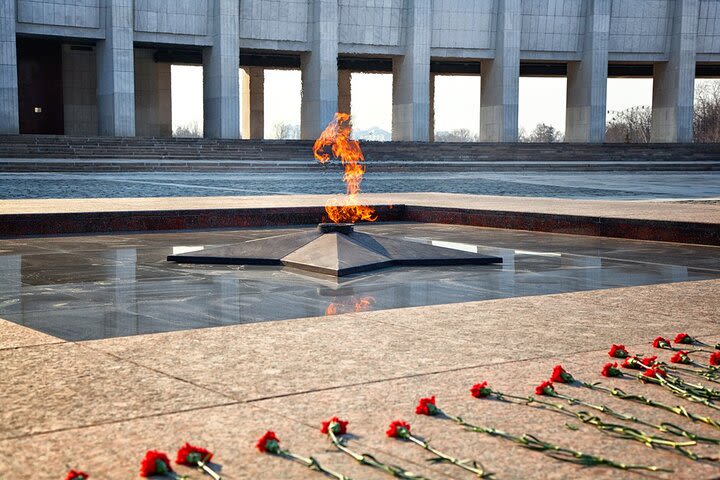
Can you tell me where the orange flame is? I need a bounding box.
[324,296,375,316]
[313,113,377,224]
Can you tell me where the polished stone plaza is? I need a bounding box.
[1,193,719,479]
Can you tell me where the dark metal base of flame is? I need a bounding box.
[167,223,503,277]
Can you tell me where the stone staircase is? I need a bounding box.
[1,135,719,171]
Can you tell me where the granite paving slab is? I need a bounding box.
[0,403,456,480]
[0,343,233,440]
[0,318,63,350]
[1,193,718,224]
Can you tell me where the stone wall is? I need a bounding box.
[61,45,97,135]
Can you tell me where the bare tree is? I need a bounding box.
[435,128,478,142]
[272,121,300,139]
[605,106,652,143]
[520,123,563,143]
[173,121,202,138]
[694,81,720,143]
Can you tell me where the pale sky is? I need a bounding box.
[171,66,710,138]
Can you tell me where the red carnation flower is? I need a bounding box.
[470,382,493,398]
[65,471,89,480]
[550,365,574,383]
[671,351,691,365]
[608,344,629,358]
[653,337,671,349]
[674,333,694,345]
[640,356,658,367]
[176,442,213,466]
[321,416,349,435]
[710,352,720,367]
[535,380,556,396]
[140,451,173,477]
[256,431,281,454]
[621,356,641,369]
[415,396,440,416]
[641,366,667,381]
[386,420,411,438]
[602,362,622,377]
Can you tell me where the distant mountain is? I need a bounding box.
[354,127,391,142]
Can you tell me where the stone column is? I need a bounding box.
[392,0,431,141]
[565,0,610,143]
[241,67,264,139]
[203,0,240,139]
[301,0,338,139]
[338,69,352,115]
[429,72,436,142]
[97,0,135,137]
[0,0,19,134]
[651,0,699,143]
[480,0,520,142]
[134,49,172,137]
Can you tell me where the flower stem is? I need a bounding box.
[327,430,432,479]
[583,382,720,430]
[402,432,491,478]
[441,411,669,472]
[638,373,720,412]
[551,391,720,445]
[491,392,715,462]
[279,449,352,480]
[197,457,222,480]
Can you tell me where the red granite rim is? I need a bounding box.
[0,203,717,246]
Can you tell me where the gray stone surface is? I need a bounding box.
[300,0,339,140]
[134,49,172,137]
[651,0,700,143]
[565,0,610,143]
[96,0,135,137]
[391,0,431,142]
[0,0,19,135]
[62,45,98,136]
[241,67,264,139]
[480,0,520,142]
[203,0,240,139]
[337,69,351,115]
[5,0,720,141]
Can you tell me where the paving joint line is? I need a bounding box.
[77,342,237,402]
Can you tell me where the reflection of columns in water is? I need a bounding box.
[110,249,137,337]
[661,264,689,283]
[0,255,22,319]
[215,276,241,323]
[492,248,516,296]
[561,254,602,290]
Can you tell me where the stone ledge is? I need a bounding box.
[0,194,719,245]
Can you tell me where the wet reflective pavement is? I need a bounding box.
[1,222,718,341]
